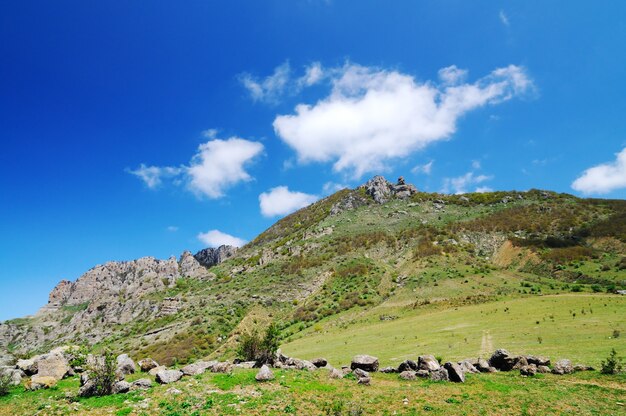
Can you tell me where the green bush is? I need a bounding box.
[89,350,117,396]
[0,372,12,396]
[237,322,280,364]
[600,349,623,375]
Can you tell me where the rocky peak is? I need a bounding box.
[193,245,238,268]
[359,175,418,203]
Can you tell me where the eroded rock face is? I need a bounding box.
[359,176,418,204]
[194,245,238,268]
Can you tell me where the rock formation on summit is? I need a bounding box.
[194,245,238,268]
[359,176,418,203]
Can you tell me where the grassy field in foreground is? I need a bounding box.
[282,294,626,367]
[1,367,625,415]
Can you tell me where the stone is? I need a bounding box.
[113,380,131,394]
[138,358,159,372]
[520,364,537,376]
[512,356,528,370]
[255,365,274,382]
[489,349,517,371]
[475,358,492,372]
[418,355,440,372]
[574,364,594,372]
[360,176,394,203]
[149,366,167,376]
[416,370,430,378]
[397,360,418,373]
[429,368,449,382]
[211,362,232,373]
[0,354,14,367]
[80,372,90,386]
[78,380,97,397]
[458,360,479,374]
[357,376,371,385]
[379,366,397,373]
[132,378,153,389]
[353,368,369,378]
[328,368,344,379]
[116,354,136,376]
[525,355,550,367]
[166,387,182,395]
[234,361,256,369]
[311,358,328,368]
[341,366,351,376]
[155,369,183,384]
[399,371,417,380]
[351,355,379,372]
[0,368,22,386]
[444,362,465,383]
[181,361,216,376]
[552,359,573,375]
[36,353,71,381]
[537,365,551,374]
[16,358,38,376]
[194,245,237,268]
[27,375,57,390]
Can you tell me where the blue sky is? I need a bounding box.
[1,1,626,321]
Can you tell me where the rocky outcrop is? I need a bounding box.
[116,354,136,376]
[194,245,238,268]
[359,176,418,204]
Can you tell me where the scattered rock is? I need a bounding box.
[138,358,159,372]
[525,355,550,367]
[416,370,430,378]
[36,353,71,381]
[512,356,529,370]
[418,355,440,372]
[552,359,573,375]
[520,364,537,377]
[379,366,397,373]
[353,368,369,378]
[458,360,479,374]
[537,365,551,374]
[311,358,328,368]
[351,355,379,372]
[116,354,136,376]
[16,358,38,376]
[149,366,167,376]
[155,369,183,384]
[255,365,274,382]
[181,361,216,376]
[132,378,153,389]
[78,380,97,397]
[489,349,517,371]
[399,371,417,380]
[211,362,232,373]
[398,360,418,373]
[328,368,344,379]
[444,362,465,383]
[234,361,256,369]
[474,358,492,373]
[166,387,182,395]
[357,376,371,385]
[574,364,594,372]
[112,380,131,394]
[429,368,449,382]
[0,368,22,386]
[26,375,57,390]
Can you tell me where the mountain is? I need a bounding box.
[1,175,624,367]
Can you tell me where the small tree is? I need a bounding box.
[600,349,623,375]
[89,350,117,396]
[237,322,281,364]
[0,372,12,397]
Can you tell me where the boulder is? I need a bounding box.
[537,365,551,374]
[0,354,14,367]
[36,353,71,381]
[112,380,131,394]
[132,378,153,390]
[525,355,550,367]
[116,354,136,376]
[520,364,537,376]
[574,364,594,372]
[78,380,97,397]
[458,360,479,374]
[149,366,167,376]
[155,369,183,384]
[341,366,351,376]
[399,371,417,380]
[211,362,232,373]
[416,370,430,378]
[181,361,216,376]
[0,368,22,386]
[26,375,57,390]
[234,361,256,369]
[357,376,371,385]
[379,366,397,373]
[429,368,449,382]
[489,349,517,371]
[16,358,38,376]
[255,365,274,382]
[418,355,440,372]
[351,355,379,372]
[552,359,573,375]
[138,358,159,372]
[398,360,418,373]
[353,368,369,378]
[474,358,494,373]
[444,362,465,383]
[311,358,328,368]
[329,368,344,379]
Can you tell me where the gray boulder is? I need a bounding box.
[78,380,97,397]
[399,371,417,380]
[116,354,136,376]
[113,380,131,394]
[353,368,369,378]
[132,378,153,389]
[418,355,440,372]
[552,359,573,375]
[574,364,594,371]
[16,358,38,376]
[351,355,379,372]
[255,365,274,382]
[211,362,232,373]
[520,364,537,376]
[357,376,371,385]
[379,366,397,373]
[525,355,550,367]
[537,365,551,374]
[398,360,418,372]
[458,360,479,374]
[311,358,328,368]
[489,349,517,371]
[138,358,159,372]
[155,369,183,384]
[328,368,344,379]
[181,361,216,376]
[416,369,430,378]
[36,353,71,381]
[0,368,22,386]
[444,362,465,383]
[429,368,449,382]
[149,366,167,376]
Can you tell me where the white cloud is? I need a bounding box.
[472,160,481,170]
[475,186,493,193]
[499,10,510,26]
[322,181,347,194]
[129,134,264,199]
[442,172,493,194]
[438,65,468,85]
[167,225,179,232]
[273,63,534,178]
[240,62,292,103]
[411,160,434,175]
[197,229,246,248]
[259,186,318,217]
[298,62,325,87]
[571,147,626,194]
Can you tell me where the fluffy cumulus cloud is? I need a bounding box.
[571,147,626,194]
[441,171,493,194]
[259,186,318,217]
[197,229,246,248]
[273,63,534,178]
[129,135,263,198]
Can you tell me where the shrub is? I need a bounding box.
[89,350,117,396]
[237,322,281,364]
[0,372,12,396]
[600,349,623,375]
